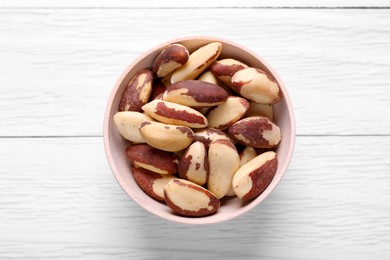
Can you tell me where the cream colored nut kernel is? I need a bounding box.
[118,69,153,111]
[225,186,236,197]
[132,166,177,202]
[231,67,281,104]
[164,179,220,217]
[157,61,182,78]
[163,80,228,108]
[142,100,208,128]
[170,42,222,84]
[113,111,153,143]
[198,107,211,115]
[198,70,219,85]
[178,141,209,186]
[161,72,173,87]
[198,71,233,95]
[207,139,240,199]
[207,96,250,130]
[210,58,248,86]
[247,101,274,121]
[229,116,281,148]
[152,43,189,77]
[239,147,257,167]
[233,151,278,200]
[198,69,234,100]
[139,121,194,152]
[193,128,231,147]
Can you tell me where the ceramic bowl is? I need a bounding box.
[103,36,295,224]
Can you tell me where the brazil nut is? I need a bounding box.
[113,111,153,143]
[210,58,248,86]
[207,96,249,130]
[198,70,220,85]
[149,79,167,100]
[207,139,240,199]
[193,128,231,147]
[232,151,278,200]
[142,100,208,128]
[231,67,281,104]
[228,116,281,148]
[118,69,153,112]
[163,80,228,107]
[125,144,179,174]
[152,43,189,77]
[170,42,222,83]
[247,101,274,120]
[178,141,209,186]
[132,166,177,202]
[139,121,194,152]
[239,147,257,167]
[164,179,220,217]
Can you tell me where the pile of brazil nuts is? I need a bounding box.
[113,41,282,217]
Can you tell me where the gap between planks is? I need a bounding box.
[1,6,390,10]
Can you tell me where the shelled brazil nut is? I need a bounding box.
[132,166,178,202]
[113,40,283,217]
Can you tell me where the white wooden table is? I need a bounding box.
[1,1,390,259]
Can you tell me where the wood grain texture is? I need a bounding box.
[1,3,389,260]
[0,136,389,259]
[0,9,389,136]
[1,0,390,8]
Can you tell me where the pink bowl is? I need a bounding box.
[103,36,295,224]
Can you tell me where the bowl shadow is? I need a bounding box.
[130,195,283,260]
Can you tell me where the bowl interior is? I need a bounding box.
[104,36,295,224]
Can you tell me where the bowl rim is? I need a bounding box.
[103,36,296,224]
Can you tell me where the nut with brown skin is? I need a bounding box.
[132,166,177,202]
[226,133,257,198]
[142,100,208,128]
[233,151,278,200]
[118,69,153,112]
[149,79,167,100]
[207,139,240,199]
[125,144,179,174]
[207,96,249,130]
[113,111,153,143]
[139,121,194,152]
[171,42,222,84]
[228,116,281,148]
[164,179,220,217]
[210,58,248,86]
[163,80,228,108]
[174,148,187,160]
[193,128,232,147]
[178,141,209,186]
[231,67,281,104]
[152,43,189,78]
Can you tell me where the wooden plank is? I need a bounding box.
[0,136,389,259]
[0,0,389,8]
[0,9,389,136]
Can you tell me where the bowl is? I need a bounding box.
[103,36,295,224]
